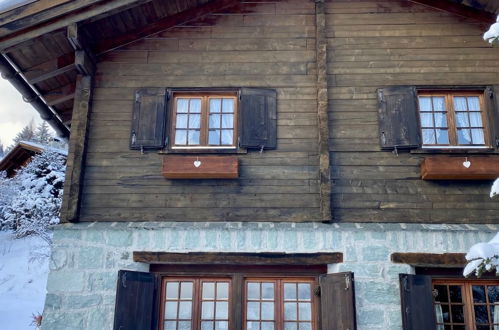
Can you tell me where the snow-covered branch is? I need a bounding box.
[484,15,499,44]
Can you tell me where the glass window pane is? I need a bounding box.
[471,129,485,144]
[455,113,469,128]
[247,302,260,320]
[190,114,201,129]
[179,301,192,319]
[284,323,298,330]
[284,302,297,320]
[488,286,499,303]
[166,282,179,299]
[473,286,487,303]
[164,321,177,330]
[175,130,187,145]
[248,283,260,300]
[247,322,260,330]
[209,130,221,145]
[419,97,432,111]
[203,283,215,300]
[176,114,188,128]
[188,130,200,145]
[422,129,436,144]
[210,99,221,113]
[216,302,228,319]
[467,96,480,111]
[441,304,450,323]
[217,283,229,300]
[221,115,233,129]
[215,321,229,330]
[451,305,465,323]
[432,97,445,111]
[261,322,274,330]
[469,112,483,127]
[454,97,468,111]
[298,284,311,300]
[177,99,188,113]
[420,113,433,127]
[474,305,489,324]
[178,321,191,330]
[261,302,274,320]
[165,301,178,318]
[181,282,193,299]
[190,99,201,113]
[434,285,448,303]
[299,303,311,321]
[284,283,297,300]
[298,324,312,330]
[202,301,215,319]
[209,114,221,129]
[221,130,233,145]
[457,129,472,144]
[434,113,447,128]
[201,321,213,330]
[262,283,274,300]
[222,99,234,113]
[436,130,449,145]
[449,286,462,303]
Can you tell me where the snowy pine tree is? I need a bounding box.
[34,121,52,144]
[12,120,35,146]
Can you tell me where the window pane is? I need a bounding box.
[451,305,465,323]
[468,96,480,111]
[215,321,229,330]
[419,97,432,111]
[181,282,193,299]
[164,321,177,330]
[176,114,188,128]
[247,302,260,320]
[434,285,448,303]
[217,283,229,300]
[209,114,221,128]
[190,114,201,129]
[299,303,312,321]
[177,99,188,113]
[201,321,213,330]
[261,322,274,330]
[262,283,274,300]
[488,286,499,303]
[167,282,179,299]
[178,321,191,330]
[284,284,297,300]
[203,283,215,299]
[469,112,483,127]
[420,113,433,127]
[221,130,233,145]
[454,97,468,111]
[472,129,485,144]
[179,301,192,319]
[188,130,200,145]
[221,115,233,129]
[222,99,234,113]
[248,283,260,300]
[434,113,447,128]
[210,99,221,113]
[175,130,187,145]
[449,286,463,303]
[285,302,297,320]
[298,284,311,300]
[474,305,489,324]
[435,130,449,144]
[247,322,260,330]
[432,97,445,111]
[216,302,228,319]
[457,129,471,144]
[202,301,215,319]
[262,302,274,320]
[284,323,298,330]
[298,324,312,330]
[422,129,436,144]
[190,99,201,113]
[455,113,469,128]
[209,130,221,145]
[165,301,178,318]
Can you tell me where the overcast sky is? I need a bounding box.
[0,78,43,147]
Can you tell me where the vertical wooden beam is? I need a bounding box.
[315,0,332,221]
[60,74,92,222]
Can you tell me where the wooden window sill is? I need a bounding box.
[421,156,499,180]
[162,155,239,179]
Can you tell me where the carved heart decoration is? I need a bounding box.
[463,160,471,168]
[193,160,202,168]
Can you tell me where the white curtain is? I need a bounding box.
[435,304,444,330]
[494,304,499,330]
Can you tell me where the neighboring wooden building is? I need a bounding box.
[2,0,499,329]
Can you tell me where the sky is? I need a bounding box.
[0,78,43,147]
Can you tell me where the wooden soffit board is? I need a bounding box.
[391,252,467,267]
[133,252,343,265]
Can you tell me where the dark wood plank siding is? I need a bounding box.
[327,0,499,223]
[81,0,321,222]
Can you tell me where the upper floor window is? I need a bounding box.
[418,92,488,148]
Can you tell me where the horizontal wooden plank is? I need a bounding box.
[391,253,466,267]
[133,252,343,265]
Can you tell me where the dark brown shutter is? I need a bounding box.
[377,86,421,150]
[485,86,499,148]
[399,274,436,330]
[130,88,168,150]
[239,88,277,149]
[113,270,156,330]
[320,272,356,330]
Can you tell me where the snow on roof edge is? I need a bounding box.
[19,140,68,156]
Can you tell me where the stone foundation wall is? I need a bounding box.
[42,222,498,330]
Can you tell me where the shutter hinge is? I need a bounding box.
[260,145,264,153]
[487,87,494,99]
[135,93,140,103]
[131,131,137,145]
[378,89,384,102]
[345,275,350,290]
[392,145,398,156]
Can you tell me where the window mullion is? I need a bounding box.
[447,94,458,146]
[463,283,475,330]
[200,96,208,146]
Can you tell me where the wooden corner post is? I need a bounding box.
[315,0,332,221]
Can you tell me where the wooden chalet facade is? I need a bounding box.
[2,0,499,329]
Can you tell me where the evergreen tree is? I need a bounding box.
[12,119,35,145]
[34,121,52,144]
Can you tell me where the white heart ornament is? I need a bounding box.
[463,160,471,168]
[193,160,202,168]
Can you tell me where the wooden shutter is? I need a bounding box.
[320,272,356,330]
[113,270,157,330]
[485,86,499,148]
[399,274,436,330]
[239,88,277,149]
[377,86,421,150]
[130,88,167,150]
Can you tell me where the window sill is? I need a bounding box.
[162,155,239,179]
[159,147,247,155]
[411,147,497,155]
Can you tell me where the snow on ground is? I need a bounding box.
[0,231,50,330]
